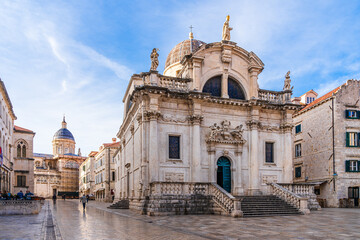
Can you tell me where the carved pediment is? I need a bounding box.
[206,120,246,144]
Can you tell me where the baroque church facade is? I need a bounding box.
[34,118,85,198]
[114,17,307,215]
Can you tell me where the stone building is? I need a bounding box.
[293,80,360,207]
[34,117,85,198]
[12,126,35,194]
[79,151,97,196]
[0,79,16,194]
[113,17,312,216]
[94,139,119,202]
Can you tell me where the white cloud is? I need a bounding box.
[0,0,132,155]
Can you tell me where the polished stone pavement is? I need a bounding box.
[1,199,360,239]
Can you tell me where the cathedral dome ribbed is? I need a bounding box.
[53,128,75,141]
[165,39,206,69]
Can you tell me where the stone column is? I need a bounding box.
[192,57,203,91]
[190,115,203,182]
[248,67,261,99]
[208,144,216,182]
[221,73,229,98]
[247,109,261,195]
[146,109,160,183]
[281,113,294,183]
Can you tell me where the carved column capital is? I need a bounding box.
[280,123,293,133]
[188,114,203,124]
[246,120,260,130]
[143,110,162,121]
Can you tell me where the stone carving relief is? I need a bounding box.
[160,114,187,123]
[206,120,246,144]
[262,175,278,185]
[164,172,184,182]
[259,124,280,132]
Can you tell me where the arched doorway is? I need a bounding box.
[217,157,231,193]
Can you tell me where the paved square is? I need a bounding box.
[1,200,360,239]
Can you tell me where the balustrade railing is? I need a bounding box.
[280,184,314,196]
[209,183,235,214]
[149,182,237,215]
[258,89,292,104]
[268,182,310,214]
[158,76,190,92]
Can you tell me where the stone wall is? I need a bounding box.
[137,194,215,216]
[0,200,42,215]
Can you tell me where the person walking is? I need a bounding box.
[80,195,87,210]
[62,194,66,201]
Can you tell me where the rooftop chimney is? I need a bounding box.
[112,138,116,143]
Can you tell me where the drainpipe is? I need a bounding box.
[331,97,336,192]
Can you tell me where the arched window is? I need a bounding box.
[202,76,246,100]
[17,144,21,158]
[22,145,26,158]
[228,78,245,100]
[16,140,27,158]
[202,76,221,97]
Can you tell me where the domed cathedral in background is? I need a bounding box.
[33,117,85,198]
[114,16,308,216]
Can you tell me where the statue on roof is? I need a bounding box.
[222,15,233,41]
[283,71,294,91]
[150,48,159,71]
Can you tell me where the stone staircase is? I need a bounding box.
[107,199,129,209]
[239,195,302,217]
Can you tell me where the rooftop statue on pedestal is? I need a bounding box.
[283,71,294,91]
[150,48,159,71]
[222,15,233,41]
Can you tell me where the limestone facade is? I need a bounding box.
[0,79,16,194]
[33,118,85,198]
[293,80,360,207]
[12,126,35,194]
[114,32,300,208]
[93,139,119,202]
[79,151,97,196]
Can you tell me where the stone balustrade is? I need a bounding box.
[149,182,242,217]
[258,89,292,104]
[268,182,310,214]
[158,76,190,92]
[280,183,314,195]
[0,200,43,215]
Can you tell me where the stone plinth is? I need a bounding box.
[0,200,42,215]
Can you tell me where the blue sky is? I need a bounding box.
[1,0,360,155]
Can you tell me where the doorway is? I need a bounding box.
[349,187,359,207]
[217,157,231,193]
[53,188,57,196]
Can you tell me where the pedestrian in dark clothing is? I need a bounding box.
[62,194,66,201]
[17,190,24,199]
[52,194,57,204]
[80,195,87,210]
[86,195,89,203]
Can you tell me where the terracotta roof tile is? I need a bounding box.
[300,86,342,112]
[14,125,34,134]
[103,142,120,148]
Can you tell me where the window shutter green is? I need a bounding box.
[346,132,350,147]
[346,110,349,118]
[358,161,360,172]
[346,160,350,172]
[357,111,360,119]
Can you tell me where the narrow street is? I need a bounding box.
[2,200,360,239]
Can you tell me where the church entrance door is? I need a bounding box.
[217,157,231,193]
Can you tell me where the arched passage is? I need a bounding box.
[217,156,231,193]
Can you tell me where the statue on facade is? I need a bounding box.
[222,15,233,41]
[207,121,246,144]
[150,48,159,71]
[231,124,244,140]
[283,71,293,91]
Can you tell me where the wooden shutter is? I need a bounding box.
[357,111,360,119]
[346,132,350,147]
[345,160,350,172]
[346,110,349,118]
[358,161,360,172]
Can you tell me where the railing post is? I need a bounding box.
[299,198,310,215]
[231,199,243,218]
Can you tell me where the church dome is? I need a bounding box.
[53,117,75,141]
[53,128,75,141]
[165,38,206,70]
